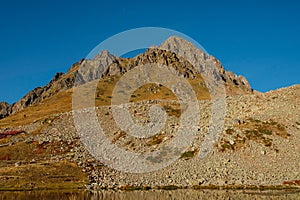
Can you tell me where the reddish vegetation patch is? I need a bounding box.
[0,154,11,160]
[34,145,46,154]
[0,130,26,139]
[0,130,26,135]
[283,180,300,186]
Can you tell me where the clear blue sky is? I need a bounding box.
[0,0,299,104]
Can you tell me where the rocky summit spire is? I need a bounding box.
[160,36,207,58]
[77,50,117,84]
[159,36,253,94]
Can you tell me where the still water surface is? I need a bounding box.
[0,189,299,200]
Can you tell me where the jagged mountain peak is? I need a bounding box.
[0,36,253,119]
[93,50,116,61]
[160,36,252,94]
[161,36,198,48]
[159,36,207,59]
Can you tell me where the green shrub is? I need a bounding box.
[226,128,234,135]
[258,128,272,135]
[180,149,198,160]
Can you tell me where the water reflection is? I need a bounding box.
[0,189,299,200]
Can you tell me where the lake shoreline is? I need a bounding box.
[1,184,299,192]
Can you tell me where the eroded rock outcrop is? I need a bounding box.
[0,102,11,119]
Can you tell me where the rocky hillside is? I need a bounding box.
[2,36,298,191]
[0,84,299,190]
[0,36,252,120]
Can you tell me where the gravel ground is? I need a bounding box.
[1,85,299,190]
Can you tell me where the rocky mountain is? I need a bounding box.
[0,36,252,119]
[2,36,298,191]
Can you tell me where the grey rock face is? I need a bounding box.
[11,87,44,114]
[78,50,116,84]
[224,71,252,93]
[159,36,253,93]
[0,102,11,119]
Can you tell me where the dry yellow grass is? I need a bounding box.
[0,160,87,190]
[0,90,72,128]
[0,67,247,129]
[0,141,88,190]
[0,74,211,128]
